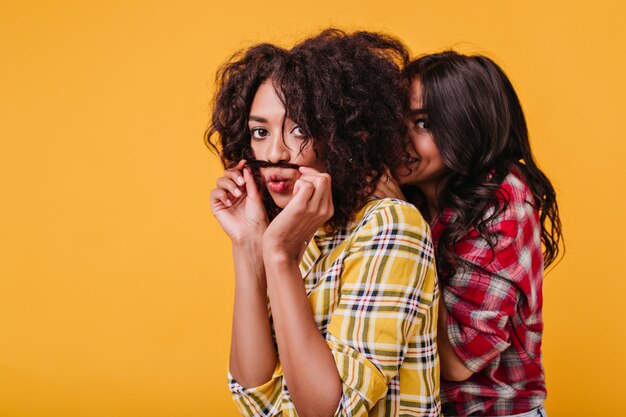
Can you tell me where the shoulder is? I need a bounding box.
[499,166,535,210]
[348,198,434,259]
[358,198,430,235]
[490,167,539,240]
[453,168,542,280]
[344,199,438,294]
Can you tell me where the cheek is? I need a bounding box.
[310,156,325,172]
[249,142,262,159]
[294,145,320,168]
[408,131,425,153]
[432,146,445,167]
[425,142,441,162]
[421,135,442,161]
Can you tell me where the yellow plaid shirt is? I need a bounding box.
[229,199,441,416]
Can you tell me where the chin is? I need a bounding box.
[395,165,413,181]
[270,193,292,209]
[395,173,413,187]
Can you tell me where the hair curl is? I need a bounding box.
[403,51,563,277]
[206,29,410,229]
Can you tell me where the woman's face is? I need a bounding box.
[248,80,323,209]
[396,78,449,192]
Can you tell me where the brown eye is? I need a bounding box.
[251,128,269,139]
[291,126,307,138]
[415,119,430,130]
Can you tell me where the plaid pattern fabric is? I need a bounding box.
[229,199,441,416]
[433,167,546,416]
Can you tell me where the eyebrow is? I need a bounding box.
[248,115,268,123]
[409,108,428,116]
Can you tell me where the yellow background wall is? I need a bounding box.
[1,1,624,416]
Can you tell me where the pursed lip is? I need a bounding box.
[264,169,297,183]
[267,174,291,182]
[263,169,298,193]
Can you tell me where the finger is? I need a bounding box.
[293,173,323,195]
[289,178,333,224]
[298,166,322,176]
[291,178,315,205]
[297,173,332,205]
[216,177,244,199]
[224,169,246,187]
[210,188,233,209]
[225,160,247,186]
[242,167,262,201]
[298,173,331,186]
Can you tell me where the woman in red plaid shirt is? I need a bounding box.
[384,51,563,416]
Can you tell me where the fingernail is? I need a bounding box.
[233,189,242,197]
[236,176,245,185]
[226,199,232,206]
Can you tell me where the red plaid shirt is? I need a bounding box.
[432,167,546,416]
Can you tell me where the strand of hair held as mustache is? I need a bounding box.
[245,160,301,170]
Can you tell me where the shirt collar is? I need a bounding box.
[299,237,321,278]
[298,199,385,279]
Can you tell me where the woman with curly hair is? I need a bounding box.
[206,30,441,417]
[386,52,562,417]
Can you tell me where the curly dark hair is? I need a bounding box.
[205,29,410,229]
[403,51,563,277]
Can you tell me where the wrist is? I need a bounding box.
[232,237,265,266]
[232,239,268,289]
[262,236,300,261]
[262,243,302,276]
[232,233,264,248]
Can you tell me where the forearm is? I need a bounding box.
[265,254,342,417]
[229,240,278,387]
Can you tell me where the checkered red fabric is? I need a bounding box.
[432,167,547,416]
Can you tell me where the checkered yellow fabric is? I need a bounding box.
[229,199,441,416]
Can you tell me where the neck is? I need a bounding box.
[421,183,440,221]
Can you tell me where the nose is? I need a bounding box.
[266,134,292,164]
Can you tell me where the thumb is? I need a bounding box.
[299,166,322,176]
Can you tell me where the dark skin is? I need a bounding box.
[212,81,342,417]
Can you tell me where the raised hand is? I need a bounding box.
[263,166,334,261]
[210,160,269,243]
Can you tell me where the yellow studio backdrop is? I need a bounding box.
[1,1,624,416]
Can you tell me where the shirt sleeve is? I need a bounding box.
[327,202,437,416]
[443,185,539,373]
[228,364,284,417]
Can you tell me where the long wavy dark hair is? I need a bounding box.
[206,29,410,229]
[403,51,563,277]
